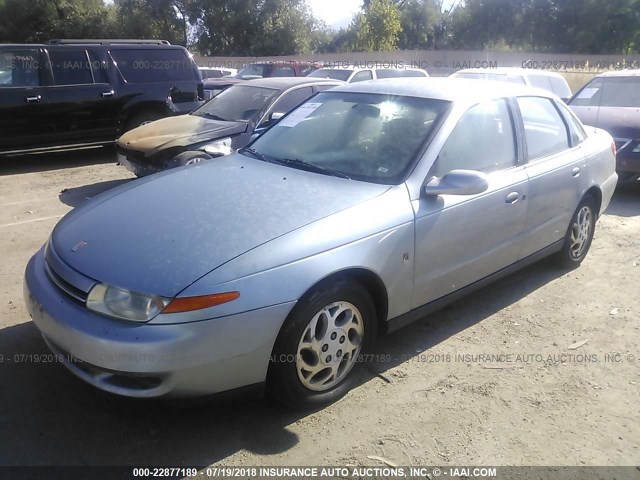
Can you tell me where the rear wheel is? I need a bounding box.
[267,278,377,409]
[554,195,596,268]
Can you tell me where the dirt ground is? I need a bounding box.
[0,150,638,469]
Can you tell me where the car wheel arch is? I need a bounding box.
[294,268,389,332]
[583,186,602,217]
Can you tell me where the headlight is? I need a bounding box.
[202,137,232,156]
[87,283,241,322]
[87,284,170,322]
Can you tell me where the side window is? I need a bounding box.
[300,64,316,76]
[517,97,570,161]
[261,87,314,127]
[110,49,197,83]
[351,70,373,82]
[432,99,517,177]
[88,51,109,84]
[376,69,404,79]
[557,102,587,145]
[48,50,94,85]
[271,65,295,77]
[0,49,40,87]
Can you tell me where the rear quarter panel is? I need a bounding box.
[582,127,618,215]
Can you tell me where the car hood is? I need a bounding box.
[51,155,390,297]
[117,115,248,156]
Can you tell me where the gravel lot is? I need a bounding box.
[0,150,638,468]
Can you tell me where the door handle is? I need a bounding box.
[101,90,114,98]
[505,192,520,204]
[572,167,581,177]
[26,95,41,103]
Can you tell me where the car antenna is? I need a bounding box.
[594,72,605,133]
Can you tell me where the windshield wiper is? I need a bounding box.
[201,112,228,121]
[239,147,270,162]
[275,158,351,179]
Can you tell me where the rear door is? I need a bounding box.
[42,48,120,143]
[516,96,586,258]
[0,47,51,153]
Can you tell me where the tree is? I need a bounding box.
[396,0,439,49]
[0,0,111,43]
[352,0,402,51]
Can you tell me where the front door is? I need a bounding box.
[412,98,529,308]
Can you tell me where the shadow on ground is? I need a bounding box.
[605,181,639,217]
[1,147,117,176]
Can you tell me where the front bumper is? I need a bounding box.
[117,151,161,177]
[24,248,295,398]
[614,138,640,174]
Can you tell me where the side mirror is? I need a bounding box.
[270,112,285,122]
[423,169,489,196]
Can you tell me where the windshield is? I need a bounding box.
[193,85,279,122]
[308,69,353,82]
[245,92,449,184]
[570,77,640,108]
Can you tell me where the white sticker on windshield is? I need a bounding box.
[278,102,323,128]
[576,87,599,99]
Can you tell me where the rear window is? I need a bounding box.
[548,76,572,99]
[110,48,197,83]
[570,77,640,108]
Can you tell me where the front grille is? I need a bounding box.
[45,260,88,303]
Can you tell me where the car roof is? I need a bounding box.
[0,43,185,49]
[237,77,344,89]
[595,69,640,77]
[331,77,554,103]
[453,67,565,79]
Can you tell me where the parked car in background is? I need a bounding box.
[308,66,429,83]
[198,66,237,79]
[117,77,343,176]
[202,61,318,99]
[569,69,640,183]
[0,39,203,157]
[450,67,572,101]
[25,79,616,409]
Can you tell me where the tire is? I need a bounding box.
[123,111,163,132]
[267,277,377,409]
[169,151,214,169]
[553,195,597,268]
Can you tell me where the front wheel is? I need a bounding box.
[267,278,377,409]
[554,195,596,268]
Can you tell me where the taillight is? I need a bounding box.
[611,141,617,157]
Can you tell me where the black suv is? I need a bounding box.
[0,40,204,157]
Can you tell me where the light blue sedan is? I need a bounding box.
[24,78,617,409]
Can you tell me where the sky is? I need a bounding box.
[307,0,457,30]
[307,0,363,29]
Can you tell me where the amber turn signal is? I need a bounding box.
[162,291,240,314]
